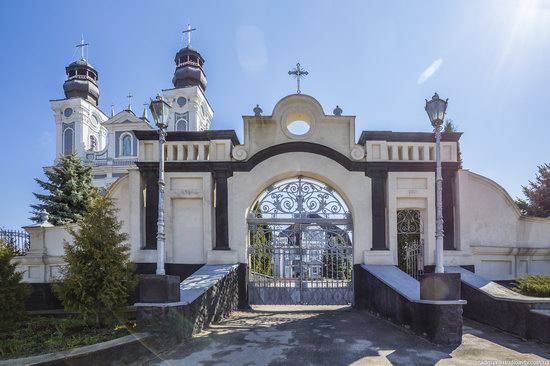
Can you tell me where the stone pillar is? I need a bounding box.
[141,168,159,249]
[212,167,233,250]
[442,168,455,250]
[368,167,388,250]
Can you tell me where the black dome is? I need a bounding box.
[172,47,207,90]
[63,59,100,105]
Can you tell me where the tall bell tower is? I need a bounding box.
[162,25,213,132]
[50,39,108,159]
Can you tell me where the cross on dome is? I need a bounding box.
[182,24,197,48]
[76,36,89,60]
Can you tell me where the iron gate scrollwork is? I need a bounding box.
[248,177,353,305]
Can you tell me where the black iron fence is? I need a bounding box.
[0,229,30,255]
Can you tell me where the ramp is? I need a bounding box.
[446,266,550,342]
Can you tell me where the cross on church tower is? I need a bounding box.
[288,63,309,94]
[126,93,133,111]
[76,37,89,60]
[182,24,197,48]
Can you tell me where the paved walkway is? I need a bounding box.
[137,306,550,366]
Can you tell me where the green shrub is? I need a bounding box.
[0,241,31,332]
[53,195,137,327]
[514,274,550,297]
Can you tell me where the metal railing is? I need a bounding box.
[403,240,425,280]
[0,229,30,255]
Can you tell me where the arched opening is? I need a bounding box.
[120,133,133,156]
[247,176,353,305]
[285,111,313,137]
[176,118,188,131]
[63,128,74,155]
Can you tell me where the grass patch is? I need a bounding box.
[0,316,134,360]
[514,274,550,297]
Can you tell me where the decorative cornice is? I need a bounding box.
[133,130,240,145]
[470,245,550,256]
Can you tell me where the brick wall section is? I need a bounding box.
[137,263,246,348]
[354,265,463,345]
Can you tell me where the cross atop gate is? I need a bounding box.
[288,63,309,94]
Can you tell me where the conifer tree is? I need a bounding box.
[516,163,550,218]
[53,195,137,327]
[0,241,31,331]
[30,154,96,225]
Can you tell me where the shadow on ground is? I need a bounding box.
[134,306,550,366]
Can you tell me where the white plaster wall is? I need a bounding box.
[43,226,73,257]
[228,152,372,264]
[163,172,213,264]
[454,170,550,279]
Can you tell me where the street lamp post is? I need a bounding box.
[425,93,448,274]
[149,95,172,276]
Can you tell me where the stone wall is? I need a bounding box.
[136,263,245,348]
[461,282,550,342]
[354,265,463,345]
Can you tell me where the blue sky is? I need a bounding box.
[0,0,549,229]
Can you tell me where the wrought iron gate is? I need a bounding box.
[397,209,425,280]
[247,177,353,305]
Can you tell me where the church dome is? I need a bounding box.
[172,46,207,90]
[63,58,100,106]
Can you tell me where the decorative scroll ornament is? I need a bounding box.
[397,209,422,235]
[255,176,350,220]
[232,146,248,161]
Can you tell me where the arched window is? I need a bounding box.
[89,135,97,151]
[120,133,133,156]
[63,128,74,155]
[176,118,188,131]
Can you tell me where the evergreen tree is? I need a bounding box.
[30,154,96,225]
[53,195,137,327]
[0,241,31,331]
[516,163,550,218]
[249,203,273,276]
[443,119,462,165]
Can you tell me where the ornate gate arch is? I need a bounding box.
[247,176,353,305]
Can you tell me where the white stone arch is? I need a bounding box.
[246,171,355,223]
[228,152,372,264]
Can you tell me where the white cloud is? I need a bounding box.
[417,58,443,84]
[236,26,268,75]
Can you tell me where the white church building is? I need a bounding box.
[17,32,550,306]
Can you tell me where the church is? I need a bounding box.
[17,29,550,307]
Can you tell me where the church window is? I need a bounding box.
[120,133,133,156]
[175,112,189,131]
[63,128,74,155]
[89,135,97,151]
[68,70,76,77]
[177,96,187,107]
[91,114,99,125]
[77,69,86,76]
[176,119,188,131]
